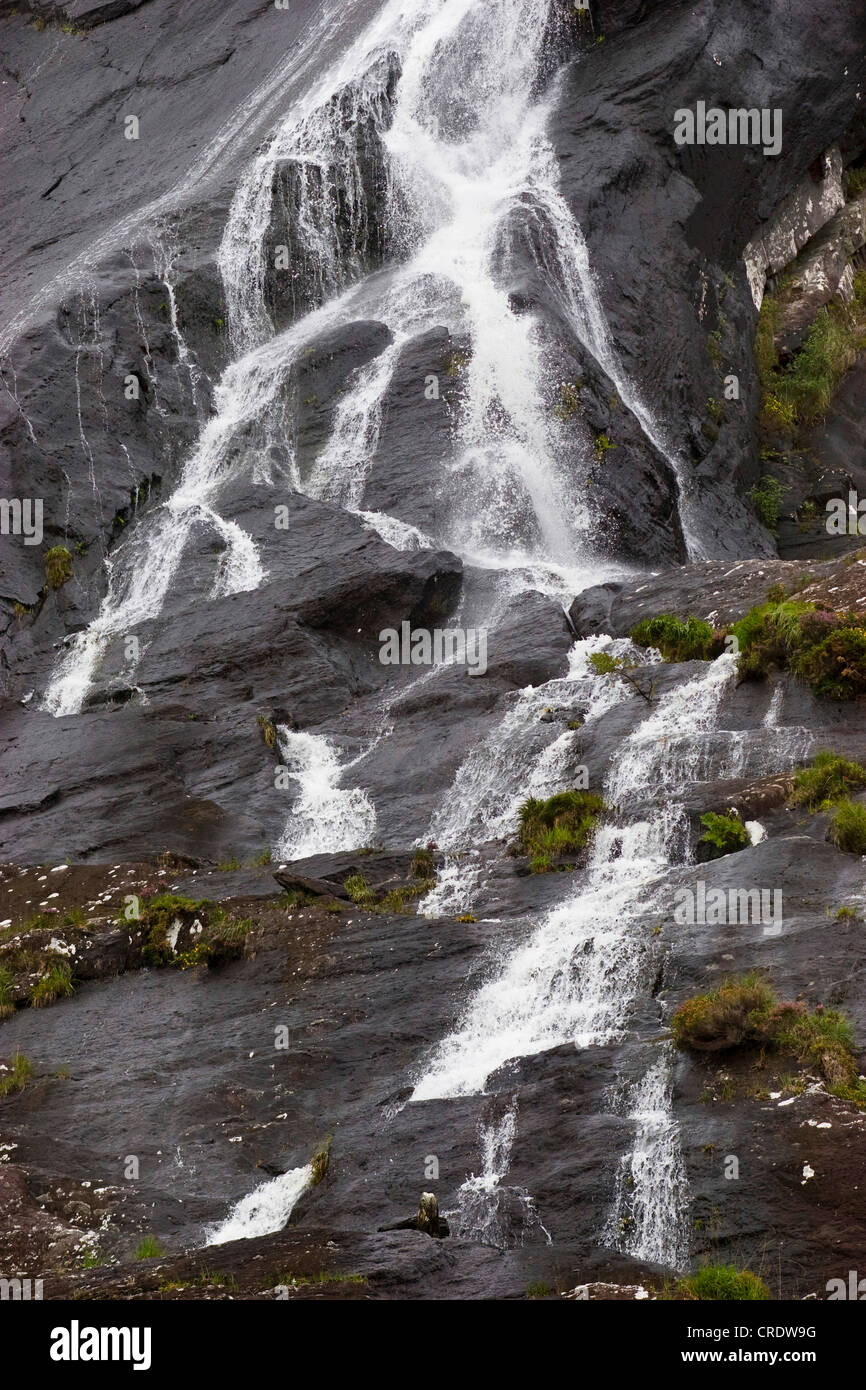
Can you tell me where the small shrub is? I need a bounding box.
[671,974,775,1051]
[256,715,277,748]
[630,614,720,662]
[44,546,73,590]
[698,810,750,859]
[526,1282,555,1299]
[344,874,376,908]
[829,799,866,854]
[792,751,866,810]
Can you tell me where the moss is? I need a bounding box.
[257,715,277,748]
[698,810,750,859]
[526,1282,556,1299]
[553,381,582,421]
[0,1051,34,1098]
[444,350,469,377]
[138,894,207,964]
[829,799,866,854]
[44,546,73,590]
[215,858,240,872]
[310,1135,332,1185]
[792,751,866,810]
[630,614,721,662]
[673,1266,770,1301]
[518,790,606,870]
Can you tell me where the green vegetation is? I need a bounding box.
[630,614,721,663]
[757,284,866,439]
[215,858,240,872]
[672,1265,770,1301]
[256,715,277,748]
[342,867,434,914]
[747,476,785,533]
[44,545,73,589]
[846,165,866,199]
[792,751,866,810]
[525,1281,555,1299]
[554,381,581,421]
[0,1051,33,1097]
[251,849,272,867]
[671,974,866,1105]
[829,799,866,855]
[411,847,434,879]
[729,598,866,698]
[0,967,15,1021]
[518,790,606,873]
[134,1236,165,1261]
[698,810,750,859]
[589,650,655,702]
[444,350,469,377]
[30,959,74,1008]
[136,894,251,968]
[274,1270,365,1289]
[311,1135,332,1186]
[593,432,617,459]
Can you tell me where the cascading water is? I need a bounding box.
[453,1098,551,1248]
[30,0,759,1273]
[275,728,378,859]
[205,1163,313,1246]
[42,0,680,713]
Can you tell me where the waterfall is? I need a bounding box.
[205,1163,313,1246]
[42,0,692,714]
[275,728,377,860]
[411,658,739,1103]
[602,1053,689,1269]
[452,1098,551,1248]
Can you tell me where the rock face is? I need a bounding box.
[2,0,866,1306]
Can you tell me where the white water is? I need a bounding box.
[275,728,377,859]
[411,656,742,1103]
[453,1098,551,1248]
[41,0,692,714]
[205,1163,313,1246]
[602,1054,689,1269]
[24,0,757,1273]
